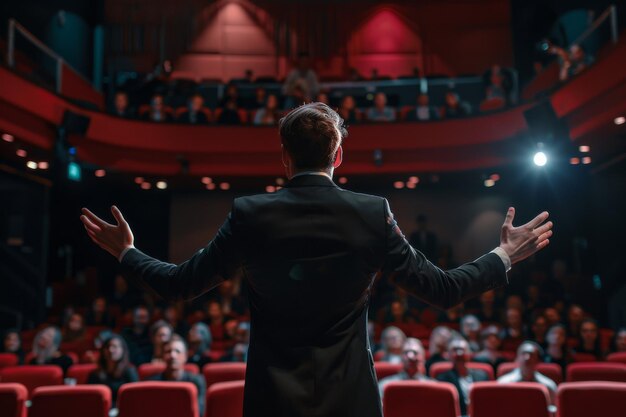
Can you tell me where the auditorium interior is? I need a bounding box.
[1,1,626,416]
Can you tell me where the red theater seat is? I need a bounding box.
[67,364,98,384]
[202,363,246,389]
[138,363,199,380]
[606,352,626,364]
[29,385,111,417]
[429,361,495,380]
[0,353,19,369]
[496,362,562,384]
[0,366,63,398]
[557,381,626,417]
[470,381,551,417]
[374,362,403,380]
[382,381,459,417]
[205,380,245,417]
[0,383,27,417]
[566,362,626,382]
[117,381,198,417]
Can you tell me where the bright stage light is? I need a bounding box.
[156,181,167,190]
[579,145,590,153]
[533,151,547,167]
[266,185,276,193]
[2,133,14,142]
[38,162,49,170]
[614,116,625,125]
[26,161,38,170]
[201,177,212,184]
[393,181,404,189]
[95,169,106,177]
[484,179,495,187]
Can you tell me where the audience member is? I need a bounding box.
[548,43,592,81]
[498,341,557,403]
[406,94,439,121]
[408,214,438,261]
[377,326,407,364]
[87,334,138,404]
[121,305,152,365]
[164,304,190,338]
[62,313,86,343]
[381,301,414,324]
[337,95,360,124]
[112,273,135,312]
[441,91,471,118]
[283,54,319,104]
[148,335,206,416]
[483,65,513,103]
[143,94,172,122]
[567,304,585,339]
[29,326,73,374]
[348,67,364,81]
[575,319,604,360]
[1,329,24,364]
[249,87,267,110]
[476,290,500,324]
[543,308,561,327]
[473,325,507,372]
[187,322,213,369]
[178,94,209,124]
[613,328,626,352]
[219,83,242,108]
[500,307,527,351]
[426,326,453,373]
[378,338,431,399]
[112,91,134,118]
[530,313,548,349]
[83,329,115,364]
[460,315,482,352]
[366,92,396,122]
[544,324,572,371]
[435,338,490,416]
[253,94,281,126]
[217,98,242,125]
[205,301,228,342]
[224,322,250,362]
[149,320,173,363]
[86,296,115,328]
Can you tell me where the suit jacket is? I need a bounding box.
[120,174,507,417]
[435,368,490,415]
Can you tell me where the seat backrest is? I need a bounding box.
[429,362,494,380]
[0,383,28,417]
[0,353,19,369]
[566,362,626,382]
[497,362,562,384]
[606,352,626,364]
[205,380,245,417]
[29,385,111,417]
[117,381,198,417]
[0,366,63,399]
[67,363,98,384]
[383,381,459,417]
[138,363,199,380]
[202,363,246,389]
[470,381,551,417]
[557,381,626,417]
[374,362,403,380]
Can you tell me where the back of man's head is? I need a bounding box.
[279,102,347,171]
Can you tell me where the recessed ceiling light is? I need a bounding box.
[156,181,167,190]
[219,182,230,190]
[579,145,590,153]
[484,179,495,187]
[201,177,212,184]
[393,181,404,189]
[16,149,27,157]
[141,182,151,190]
[614,116,625,125]
[38,161,49,170]
[95,169,106,177]
[26,161,37,169]
[2,133,14,142]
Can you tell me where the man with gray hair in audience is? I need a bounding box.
[378,338,432,399]
[498,340,557,403]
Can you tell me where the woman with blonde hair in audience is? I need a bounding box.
[29,326,73,374]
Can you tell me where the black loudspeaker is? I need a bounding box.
[523,100,561,139]
[61,110,91,135]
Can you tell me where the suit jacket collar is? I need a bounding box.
[285,174,338,188]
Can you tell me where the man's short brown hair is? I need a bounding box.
[279,102,347,170]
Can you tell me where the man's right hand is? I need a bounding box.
[499,207,553,265]
[80,205,135,260]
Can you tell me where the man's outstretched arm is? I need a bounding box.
[80,205,242,301]
[381,201,553,309]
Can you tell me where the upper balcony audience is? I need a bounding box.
[366,92,396,122]
[338,95,360,124]
[87,334,138,404]
[253,94,281,126]
[142,94,172,122]
[283,54,320,107]
[29,326,73,375]
[178,94,210,124]
[112,91,134,118]
[406,94,440,121]
[548,43,592,81]
[441,91,471,118]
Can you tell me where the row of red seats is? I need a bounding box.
[1,380,625,417]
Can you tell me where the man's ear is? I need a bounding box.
[332,146,343,168]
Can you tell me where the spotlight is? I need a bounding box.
[38,162,49,170]
[582,156,592,164]
[134,177,144,184]
[393,181,404,189]
[484,179,495,187]
[338,177,348,184]
[533,151,547,167]
[16,149,27,157]
[614,116,625,125]
[579,145,590,153]
[95,169,106,177]
[2,133,14,142]
[219,182,230,190]
[26,161,38,170]
[489,173,500,181]
[569,157,580,165]
[201,177,212,184]
[156,181,167,190]
[140,182,151,190]
[266,185,276,193]
[408,176,419,184]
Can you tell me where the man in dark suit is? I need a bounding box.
[80,102,553,417]
[435,338,490,416]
